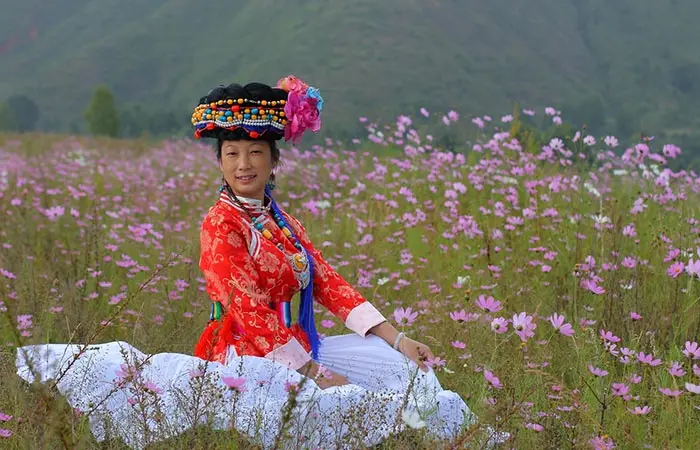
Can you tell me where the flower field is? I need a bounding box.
[1,109,699,449]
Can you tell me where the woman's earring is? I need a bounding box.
[266,172,276,191]
[218,175,226,193]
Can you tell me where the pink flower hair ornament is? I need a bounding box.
[276,74,324,144]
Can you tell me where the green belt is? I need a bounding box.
[209,301,223,321]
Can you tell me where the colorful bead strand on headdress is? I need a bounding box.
[192,98,288,140]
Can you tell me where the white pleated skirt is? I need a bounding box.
[15,334,478,449]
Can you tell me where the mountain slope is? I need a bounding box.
[1,0,699,147]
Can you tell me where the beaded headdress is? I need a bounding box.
[191,75,323,144]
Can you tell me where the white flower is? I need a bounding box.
[377,277,390,286]
[590,215,611,224]
[619,281,634,290]
[457,275,470,286]
[613,169,628,176]
[315,200,331,209]
[583,182,601,198]
[401,409,427,429]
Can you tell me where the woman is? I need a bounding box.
[15,76,481,449]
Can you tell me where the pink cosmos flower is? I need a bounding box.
[221,376,247,392]
[394,307,418,326]
[686,259,700,277]
[549,313,574,336]
[628,373,642,384]
[621,257,637,269]
[284,380,299,393]
[580,318,597,330]
[694,364,700,377]
[622,224,636,237]
[321,319,335,329]
[512,312,536,342]
[658,387,683,397]
[600,329,621,343]
[629,311,642,321]
[474,295,502,313]
[0,269,16,279]
[685,383,700,394]
[669,361,686,377]
[581,278,605,294]
[0,413,11,422]
[683,341,700,359]
[490,317,508,334]
[589,436,615,450]
[484,369,502,389]
[425,356,447,369]
[628,405,651,415]
[0,429,12,438]
[525,423,543,432]
[188,369,204,379]
[637,352,662,366]
[588,365,609,377]
[450,309,480,323]
[115,363,141,383]
[667,261,685,278]
[611,383,630,397]
[143,382,163,395]
[451,340,466,349]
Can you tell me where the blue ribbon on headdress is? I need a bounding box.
[266,185,321,360]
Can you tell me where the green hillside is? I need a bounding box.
[1,0,700,155]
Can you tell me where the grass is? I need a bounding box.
[0,109,699,449]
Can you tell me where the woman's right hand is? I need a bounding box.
[297,360,350,389]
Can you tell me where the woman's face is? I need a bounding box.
[219,140,275,201]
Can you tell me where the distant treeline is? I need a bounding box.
[1,86,698,170]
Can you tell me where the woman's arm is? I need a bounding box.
[368,321,435,372]
[284,212,435,372]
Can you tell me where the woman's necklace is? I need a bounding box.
[223,184,301,252]
[223,184,311,327]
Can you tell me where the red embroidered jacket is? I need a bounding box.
[194,192,386,369]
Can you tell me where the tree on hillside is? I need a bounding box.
[2,94,39,132]
[671,61,700,95]
[85,86,120,137]
[0,102,17,131]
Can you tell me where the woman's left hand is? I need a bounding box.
[398,336,435,372]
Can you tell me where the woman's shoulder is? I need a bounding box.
[201,200,248,234]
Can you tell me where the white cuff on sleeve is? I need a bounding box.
[264,338,312,370]
[345,302,387,337]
